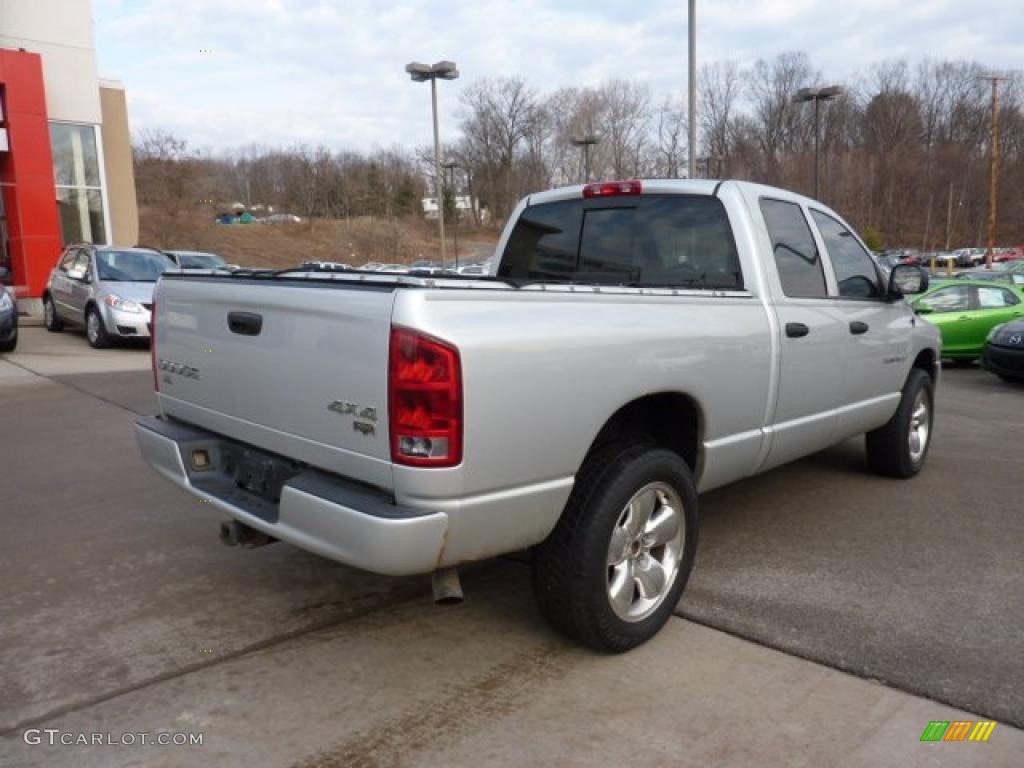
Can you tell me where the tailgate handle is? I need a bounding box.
[228,311,263,336]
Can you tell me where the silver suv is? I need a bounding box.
[43,245,175,348]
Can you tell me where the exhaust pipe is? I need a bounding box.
[220,520,276,548]
[431,567,464,605]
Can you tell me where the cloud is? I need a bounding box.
[92,0,1024,151]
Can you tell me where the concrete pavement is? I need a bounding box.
[1,328,1021,766]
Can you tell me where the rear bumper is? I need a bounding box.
[135,416,448,575]
[983,344,1024,380]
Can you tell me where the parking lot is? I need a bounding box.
[1,327,1022,767]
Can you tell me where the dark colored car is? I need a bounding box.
[983,318,1024,382]
[164,250,233,270]
[0,266,17,353]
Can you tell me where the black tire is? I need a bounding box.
[85,306,111,349]
[43,295,63,332]
[997,373,1024,385]
[0,329,15,353]
[866,368,934,478]
[531,442,699,652]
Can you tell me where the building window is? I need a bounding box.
[51,123,107,245]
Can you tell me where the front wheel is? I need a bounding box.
[531,443,699,652]
[85,307,111,349]
[44,295,64,332]
[866,369,934,478]
[0,328,16,353]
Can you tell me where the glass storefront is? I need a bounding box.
[51,122,107,244]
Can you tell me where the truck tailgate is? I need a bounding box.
[153,276,396,490]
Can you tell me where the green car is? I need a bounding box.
[912,280,1024,360]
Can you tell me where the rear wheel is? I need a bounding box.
[866,369,934,478]
[44,295,63,332]
[85,307,111,349]
[532,442,699,652]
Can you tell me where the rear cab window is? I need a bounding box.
[759,199,827,298]
[498,194,743,290]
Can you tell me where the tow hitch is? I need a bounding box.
[220,520,277,548]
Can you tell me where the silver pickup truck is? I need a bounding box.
[136,179,939,651]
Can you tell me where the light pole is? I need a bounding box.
[441,160,460,267]
[687,0,697,179]
[406,60,459,267]
[570,134,601,182]
[794,85,843,200]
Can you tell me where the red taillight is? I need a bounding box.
[582,179,642,198]
[150,297,159,392]
[389,327,462,467]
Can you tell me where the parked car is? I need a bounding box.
[993,246,1024,263]
[954,269,1024,286]
[136,179,937,651]
[0,266,17,353]
[456,263,489,276]
[374,264,410,273]
[982,318,1024,382]
[954,248,987,268]
[42,245,175,348]
[912,279,1024,361]
[164,250,234,271]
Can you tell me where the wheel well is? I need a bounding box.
[587,393,702,474]
[912,349,937,382]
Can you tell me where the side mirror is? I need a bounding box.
[913,304,933,315]
[889,265,928,298]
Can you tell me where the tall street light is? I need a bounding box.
[687,0,697,179]
[794,85,843,200]
[441,160,460,267]
[571,134,600,182]
[406,60,459,267]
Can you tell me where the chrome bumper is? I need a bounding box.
[135,416,448,575]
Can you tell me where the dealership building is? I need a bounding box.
[0,0,138,306]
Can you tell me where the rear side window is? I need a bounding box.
[977,286,1020,308]
[760,199,826,299]
[499,195,742,290]
[810,210,882,299]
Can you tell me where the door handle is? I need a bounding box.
[850,321,869,335]
[957,315,971,321]
[227,311,263,336]
[785,322,810,338]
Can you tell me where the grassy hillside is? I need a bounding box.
[137,208,498,269]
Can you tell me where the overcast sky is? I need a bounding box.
[94,0,1023,153]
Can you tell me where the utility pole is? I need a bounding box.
[979,73,1009,269]
[944,181,953,251]
[687,0,697,179]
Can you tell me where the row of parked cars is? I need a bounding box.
[40,244,232,348]
[877,246,1024,270]
[299,259,492,276]
[910,268,1024,383]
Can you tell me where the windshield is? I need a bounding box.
[96,250,173,282]
[178,253,225,269]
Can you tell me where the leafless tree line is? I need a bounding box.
[135,53,1024,249]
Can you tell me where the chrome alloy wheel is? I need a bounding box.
[87,312,100,344]
[606,482,686,623]
[908,389,930,464]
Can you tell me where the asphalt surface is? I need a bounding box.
[678,366,1024,727]
[1,328,1021,766]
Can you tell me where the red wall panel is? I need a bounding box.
[0,49,62,298]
